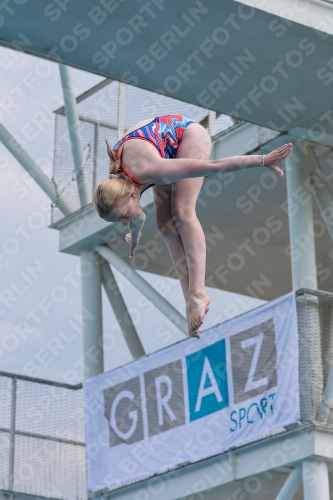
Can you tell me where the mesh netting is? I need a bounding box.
[13,435,85,500]
[16,380,84,442]
[297,290,333,425]
[0,432,10,491]
[0,376,11,429]
[0,375,85,500]
[51,79,233,224]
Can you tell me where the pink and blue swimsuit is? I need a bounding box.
[112,114,195,192]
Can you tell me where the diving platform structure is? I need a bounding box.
[1,0,333,498]
[0,289,333,500]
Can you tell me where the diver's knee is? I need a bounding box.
[156,214,179,239]
[171,205,196,225]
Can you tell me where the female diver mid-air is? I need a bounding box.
[93,115,292,339]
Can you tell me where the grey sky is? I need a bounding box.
[0,46,265,383]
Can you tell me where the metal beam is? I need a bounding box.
[0,122,73,216]
[81,250,104,380]
[8,377,16,492]
[101,260,145,359]
[308,146,333,243]
[318,369,333,422]
[78,115,117,130]
[14,429,84,447]
[285,142,317,290]
[212,120,333,159]
[54,78,113,115]
[234,0,333,36]
[208,111,216,137]
[59,64,90,207]
[93,123,99,190]
[289,127,333,149]
[117,82,126,141]
[308,148,333,420]
[0,490,70,500]
[0,368,81,390]
[95,244,188,335]
[211,122,281,160]
[275,465,302,500]
[286,144,324,419]
[302,458,330,500]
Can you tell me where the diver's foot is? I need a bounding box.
[188,293,210,339]
[190,329,201,340]
[263,143,293,176]
[205,296,210,315]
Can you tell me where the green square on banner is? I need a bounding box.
[186,339,229,422]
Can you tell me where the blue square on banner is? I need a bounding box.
[186,340,229,422]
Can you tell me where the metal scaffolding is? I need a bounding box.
[2,53,333,498]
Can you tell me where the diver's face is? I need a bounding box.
[108,193,141,226]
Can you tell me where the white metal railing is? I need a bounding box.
[0,371,85,500]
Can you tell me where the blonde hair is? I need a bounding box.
[92,139,138,219]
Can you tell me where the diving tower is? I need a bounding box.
[1,1,333,499]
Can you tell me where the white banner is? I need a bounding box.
[83,292,299,493]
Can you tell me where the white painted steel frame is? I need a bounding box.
[0,122,73,216]
[319,363,333,423]
[92,123,99,190]
[96,244,188,336]
[309,146,333,243]
[234,0,333,36]
[284,141,333,498]
[289,127,333,149]
[101,260,145,359]
[208,111,216,137]
[285,142,318,291]
[302,458,330,500]
[8,377,16,492]
[117,82,126,141]
[210,122,281,160]
[275,465,302,500]
[59,64,90,208]
[53,198,154,256]
[307,146,333,424]
[80,250,103,380]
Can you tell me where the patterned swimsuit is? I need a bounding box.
[112,114,195,193]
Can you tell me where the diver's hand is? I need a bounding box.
[127,209,145,258]
[125,232,141,258]
[263,143,293,176]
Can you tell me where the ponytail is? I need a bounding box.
[105,138,122,175]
